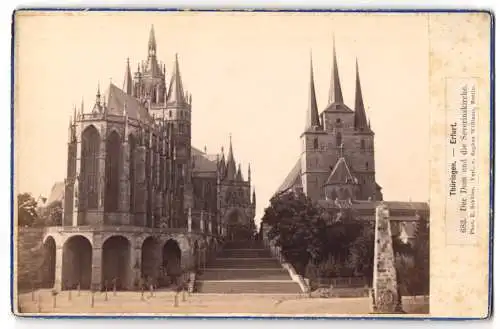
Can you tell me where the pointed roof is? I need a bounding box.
[354,59,370,131]
[328,35,343,105]
[275,158,302,195]
[305,55,321,131]
[106,83,153,123]
[148,25,156,51]
[325,157,356,185]
[236,164,243,181]
[92,83,103,113]
[166,54,187,107]
[123,58,133,95]
[225,135,237,180]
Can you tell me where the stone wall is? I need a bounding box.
[372,204,403,313]
[16,228,47,290]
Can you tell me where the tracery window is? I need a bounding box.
[81,126,100,210]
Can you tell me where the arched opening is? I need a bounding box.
[129,134,136,215]
[313,137,318,150]
[105,131,121,212]
[336,132,342,146]
[160,239,182,287]
[227,210,253,242]
[81,126,100,211]
[62,235,92,290]
[365,162,369,170]
[102,236,131,291]
[141,237,158,285]
[360,139,365,151]
[41,236,56,288]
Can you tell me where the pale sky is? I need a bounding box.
[15,12,430,223]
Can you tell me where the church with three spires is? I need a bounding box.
[274,40,429,244]
[62,25,256,238]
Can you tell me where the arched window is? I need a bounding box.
[313,138,318,150]
[365,162,369,170]
[129,134,136,214]
[81,126,100,210]
[360,139,365,151]
[105,131,121,212]
[336,118,341,124]
[336,132,342,146]
[169,110,172,118]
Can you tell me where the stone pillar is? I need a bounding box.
[53,245,64,291]
[71,179,79,226]
[129,242,142,290]
[187,208,192,232]
[91,248,103,291]
[208,215,213,235]
[135,146,147,226]
[120,137,131,224]
[97,138,107,215]
[200,210,205,233]
[372,204,403,313]
[71,135,81,226]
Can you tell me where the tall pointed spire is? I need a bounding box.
[236,164,243,181]
[123,58,133,95]
[148,25,156,53]
[248,163,251,184]
[226,134,236,180]
[328,35,344,104]
[305,53,320,131]
[166,54,187,106]
[354,59,369,130]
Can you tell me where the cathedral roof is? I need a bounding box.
[275,158,302,195]
[106,83,153,124]
[192,147,218,173]
[325,157,355,185]
[46,181,65,205]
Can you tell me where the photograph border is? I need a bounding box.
[10,7,495,320]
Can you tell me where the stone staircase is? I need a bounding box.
[195,241,302,294]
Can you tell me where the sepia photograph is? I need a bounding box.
[12,10,491,318]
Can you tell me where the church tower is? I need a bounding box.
[300,56,328,201]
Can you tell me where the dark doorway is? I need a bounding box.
[102,236,131,291]
[141,236,158,285]
[62,235,92,290]
[41,236,56,288]
[160,239,182,287]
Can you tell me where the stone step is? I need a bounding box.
[199,268,291,281]
[218,249,272,258]
[207,258,281,269]
[223,242,264,249]
[195,280,302,294]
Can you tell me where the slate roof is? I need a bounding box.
[192,147,218,173]
[106,83,153,124]
[325,157,355,185]
[275,158,302,195]
[46,181,65,205]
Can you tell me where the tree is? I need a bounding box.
[17,193,39,227]
[40,200,63,226]
[261,191,326,275]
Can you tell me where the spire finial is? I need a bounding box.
[354,57,369,130]
[328,34,344,105]
[305,55,320,130]
[148,24,156,53]
[340,143,344,158]
[96,82,101,104]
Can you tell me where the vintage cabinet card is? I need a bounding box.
[12,9,493,319]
